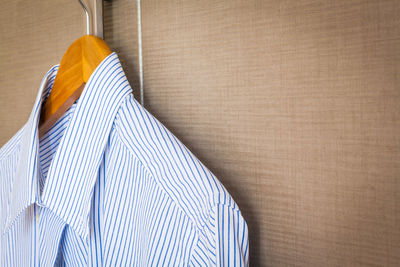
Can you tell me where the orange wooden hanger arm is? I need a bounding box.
[39,35,112,137]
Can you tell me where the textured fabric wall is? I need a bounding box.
[0,0,83,145]
[1,0,399,266]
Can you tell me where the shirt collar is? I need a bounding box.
[4,52,132,240]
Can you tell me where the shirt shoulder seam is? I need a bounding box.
[114,119,202,261]
[114,95,241,218]
[113,106,201,230]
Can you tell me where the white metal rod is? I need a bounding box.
[78,0,91,35]
[137,0,144,106]
[93,0,104,38]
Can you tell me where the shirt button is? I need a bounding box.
[35,207,40,222]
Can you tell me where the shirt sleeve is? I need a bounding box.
[189,203,249,266]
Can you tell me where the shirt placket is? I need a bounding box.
[33,203,40,266]
[35,160,46,267]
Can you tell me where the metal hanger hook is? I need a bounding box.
[78,0,91,35]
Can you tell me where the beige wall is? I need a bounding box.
[1,0,399,266]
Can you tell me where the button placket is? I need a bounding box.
[33,204,40,266]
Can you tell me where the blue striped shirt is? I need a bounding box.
[0,52,249,266]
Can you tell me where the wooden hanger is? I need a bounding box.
[38,0,111,138]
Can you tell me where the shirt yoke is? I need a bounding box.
[114,94,240,231]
